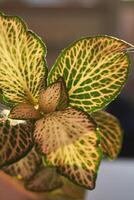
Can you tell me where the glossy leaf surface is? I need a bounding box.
[48,36,132,113]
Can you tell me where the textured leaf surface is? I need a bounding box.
[92,110,123,159]
[9,103,41,120]
[34,108,102,189]
[0,13,47,105]
[48,36,132,113]
[3,147,41,180]
[0,118,33,167]
[25,166,63,192]
[39,78,68,113]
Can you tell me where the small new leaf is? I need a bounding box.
[9,103,41,120]
[39,78,68,113]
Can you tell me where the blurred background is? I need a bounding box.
[0,1,134,200]
[0,0,134,156]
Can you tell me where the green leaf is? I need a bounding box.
[9,102,41,120]
[0,13,47,105]
[0,118,33,167]
[3,147,41,180]
[39,78,68,113]
[25,166,63,192]
[92,110,123,159]
[48,36,132,113]
[34,108,102,189]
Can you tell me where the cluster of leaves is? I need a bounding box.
[0,12,133,193]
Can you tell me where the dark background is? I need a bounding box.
[0,0,134,157]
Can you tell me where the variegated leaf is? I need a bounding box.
[9,103,41,120]
[3,147,41,180]
[48,36,132,113]
[39,78,68,113]
[34,108,102,189]
[0,118,33,167]
[0,13,47,105]
[92,110,123,159]
[25,166,63,192]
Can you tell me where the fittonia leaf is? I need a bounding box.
[48,36,132,113]
[0,118,33,167]
[34,107,102,189]
[3,147,41,180]
[0,13,47,105]
[0,12,133,191]
[92,110,123,159]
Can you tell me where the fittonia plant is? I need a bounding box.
[0,12,133,195]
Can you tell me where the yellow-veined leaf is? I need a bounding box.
[9,103,41,120]
[25,166,63,192]
[0,118,33,167]
[39,78,68,113]
[3,147,41,180]
[34,108,102,189]
[92,110,123,159]
[48,36,132,113]
[0,13,47,105]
